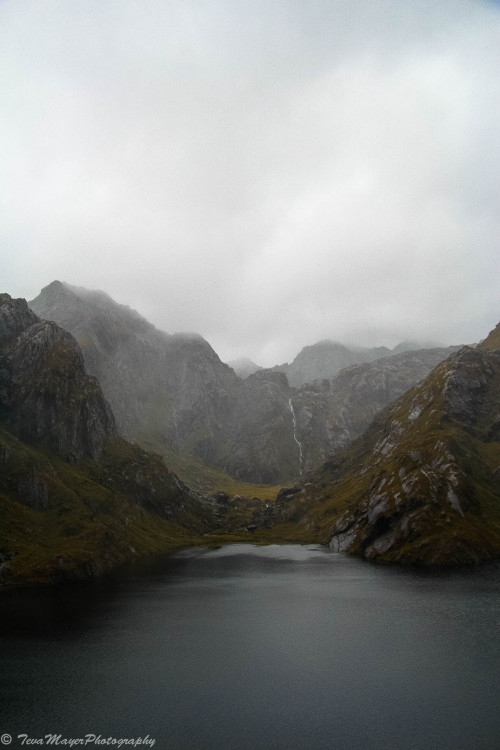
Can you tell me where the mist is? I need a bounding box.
[1,0,499,366]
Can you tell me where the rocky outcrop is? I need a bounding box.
[30,282,242,463]
[90,439,198,521]
[30,282,240,450]
[30,282,298,483]
[0,293,40,340]
[290,346,460,471]
[17,468,49,510]
[270,338,443,388]
[0,294,218,585]
[1,294,116,460]
[282,343,500,565]
[225,370,299,483]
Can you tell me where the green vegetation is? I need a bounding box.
[0,423,285,587]
[266,346,500,564]
[4,343,500,585]
[3,289,499,585]
[479,322,500,351]
[0,427,215,586]
[129,430,281,500]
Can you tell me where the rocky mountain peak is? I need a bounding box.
[441,346,494,423]
[26,281,474,486]
[0,294,116,461]
[0,294,40,341]
[289,342,500,565]
[0,292,221,586]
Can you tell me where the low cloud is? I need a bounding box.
[1,0,499,365]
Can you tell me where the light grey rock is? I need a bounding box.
[291,347,460,471]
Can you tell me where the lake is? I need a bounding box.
[1,544,499,750]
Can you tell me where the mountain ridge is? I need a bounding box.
[0,294,220,585]
[270,343,500,565]
[3,288,499,580]
[29,281,465,485]
[271,338,444,387]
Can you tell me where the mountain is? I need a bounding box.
[30,282,462,486]
[271,340,388,387]
[4,290,497,576]
[290,346,460,472]
[0,293,116,460]
[0,294,217,585]
[272,337,500,565]
[227,357,262,378]
[30,282,300,483]
[392,339,442,354]
[228,346,459,483]
[272,339,447,387]
[224,370,299,483]
[30,281,240,461]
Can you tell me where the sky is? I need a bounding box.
[1,0,499,367]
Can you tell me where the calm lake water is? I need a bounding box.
[1,544,499,750]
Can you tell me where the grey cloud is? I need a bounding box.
[1,0,499,366]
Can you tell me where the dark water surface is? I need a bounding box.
[1,544,499,750]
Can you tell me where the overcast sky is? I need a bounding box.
[1,0,499,366]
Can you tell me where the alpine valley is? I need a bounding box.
[1,282,499,585]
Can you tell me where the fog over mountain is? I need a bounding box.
[1,0,499,365]
[28,280,462,485]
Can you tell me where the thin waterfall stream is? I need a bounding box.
[288,397,303,474]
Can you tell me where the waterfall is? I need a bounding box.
[288,398,303,475]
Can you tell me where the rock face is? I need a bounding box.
[30,281,239,455]
[30,282,298,483]
[0,294,216,585]
[291,346,460,472]
[272,339,445,387]
[225,370,299,483]
[275,341,500,565]
[0,294,116,461]
[29,282,461,484]
[271,340,391,387]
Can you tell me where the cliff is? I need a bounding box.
[272,343,500,565]
[0,294,215,586]
[291,346,460,471]
[29,282,459,485]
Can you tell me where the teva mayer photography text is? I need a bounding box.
[7,736,155,748]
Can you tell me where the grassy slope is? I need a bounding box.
[0,426,287,586]
[0,428,219,585]
[129,428,282,500]
[266,347,500,563]
[479,322,500,351]
[5,321,500,587]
